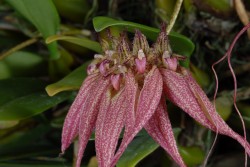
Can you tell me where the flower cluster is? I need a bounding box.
[61,27,250,167]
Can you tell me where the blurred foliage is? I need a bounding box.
[1,0,250,166]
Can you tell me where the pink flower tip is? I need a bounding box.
[135,49,147,73]
[87,63,97,75]
[163,54,178,71]
[111,74,122,90]
[99,60,110,75]
[135,57,146,73]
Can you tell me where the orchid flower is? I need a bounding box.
[61,27,250,167]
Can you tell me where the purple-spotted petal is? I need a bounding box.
[95,86,112,167]
[135,57,147,74]
[75,77,110,167]
[61,73,99,153]
[111,67,163,166]
[96,87,127,167]
[161,68,250,156]
[124,70,138,133]
[145,98,186,167]
[185,69,250,155]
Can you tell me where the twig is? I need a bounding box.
[234,0,250,38]
[0,37,38,60]
[166,0,183,34]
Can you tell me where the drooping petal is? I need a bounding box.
[95,87,127,167]
[124,70,138,135]
[76,77,110,167]
[144,97,186,167]
[185,69,250,155]
[95,86,112,167]
[161,68,250,155]
[61,73,99,153]
[111,67,163,166]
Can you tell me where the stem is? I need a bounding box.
[73,140,79,167]
[0,38,38,60]
[166,0,183,34]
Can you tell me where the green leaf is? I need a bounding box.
[0,163,74,167]
[116,133,159,167]
[179,146,205,166]
[0,120,19,129]
[116,128,181,167]
[46,61,90,96]
[0,124,53,160]
[0,51,45,78]
[0,78,71,121]
[46,35,102,53]
[7,0,60,59]
[93,16,195,58]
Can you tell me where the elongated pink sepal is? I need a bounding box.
[61,74,99,153]
[145,98,186,167]
[96,87,127,167]
[111,67,163,166]
[75,77,110,167]
[161,68,250,156]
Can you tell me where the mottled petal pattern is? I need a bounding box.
[185,69,250,155]
[161,68,250,155]
[124,71,138,135]
[95,87,127,167]
[76,77,110,167]
[145,98,186,167]
[111,67,163,166]
[61,73,99,153]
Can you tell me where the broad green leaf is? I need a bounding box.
[215,96,232,121]
[0,124,53,160]
[0,62,11,79]
[0,120,19,129]
[179,146,205,166]
[7,0,60,59]
[116,133,159,167]
[117,128,181,167]
[93,16,195,58]
[0,51,45,78]
[46,61,90,96]
[52,0,90,22]
[46,35,102,53]
[0,78,46,105]
[0,78,71,121]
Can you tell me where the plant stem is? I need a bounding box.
[0,37,38,60]
[166,0,183,34]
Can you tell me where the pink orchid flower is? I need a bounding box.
[61,27,250,167]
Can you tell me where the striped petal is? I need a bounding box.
[124,71,138,136]
[76,77,110,167]
[111,67,163,166]
[161,68,250,156]
[145,97,186,167]
[61,74,99,153]
[95,87,127,167]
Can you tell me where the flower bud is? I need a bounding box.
[111,74,121,90]
[135,49,147,73]
[99,60,110,75]
[87,63,97,75]
[162,51,177,71]
[163,57,178,71]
